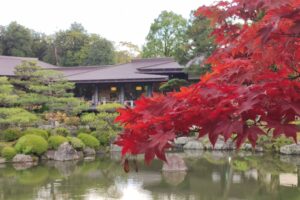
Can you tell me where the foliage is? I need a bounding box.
[258,135,293,152]
[0,22,33,57]
[0,108,38,129]
[114,41,141,64]
[0,128,22,142]
[1,146,16,160]
[186,12,216,60]
[51,127,70,137]
[115,0,300,164]
[80,110,121,146]
[23,128,49,139]
[44,23,115,66]
[15,134,48,155]
[78,34,115,66]
[48,135,68,150]
[91,131,112,147]
[142,11,188,63]
[67,136,85,150]
[159,79,189,92]
[11,61,87,114]
[97,103,123,113]
[0,77,18,107]
[77,133,100,149]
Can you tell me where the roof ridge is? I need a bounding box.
[131,57,174,63]
[0,55,38,60]
[137,61,175,70]
[64,63,127,78]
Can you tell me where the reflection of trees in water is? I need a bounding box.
[0,153,300,199]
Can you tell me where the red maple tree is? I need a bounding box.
[115,0,300,165]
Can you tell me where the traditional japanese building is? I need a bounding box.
[0,55,188,106]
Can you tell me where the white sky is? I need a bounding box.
[0,0,214,47]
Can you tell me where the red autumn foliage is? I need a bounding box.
[115,0,300,164]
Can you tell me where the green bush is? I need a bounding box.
[1,128,22,142]
[48,135,68,150]
[77,127,91,134]
[51,127,70,137]
[67,137,85,150]
[15,134,48,155]
[91,131,115,146]
[78,133,99,149]
[23,128,48,139]
[1,146,17,160]
[97,103,123,113]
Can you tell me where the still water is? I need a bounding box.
[1,151,300,200]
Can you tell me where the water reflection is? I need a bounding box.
[0,152,300,199]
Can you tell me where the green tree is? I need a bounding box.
[0,22,33,57]
[142,11,188,63]
[115,41,141,64]
[0,76,38,130]
[44,22,115,66]
[79,34,115,65]
[184,12,216,77]
[31,32,49,60]
[11,61,87,114]
[45,23,89,66]
[0,77,17,107]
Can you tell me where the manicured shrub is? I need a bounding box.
[67,137,85,150]
[51,127,71,137]
[77,127,91,134]
[91,131,115,146]
[97,103,123,113]
[1,146,17,160]
[1,128,22,142]
[15,134,48,155]
[23,128,48,139]
[77,133,99,149]
[48,135,68,150]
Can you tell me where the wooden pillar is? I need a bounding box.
[146,83,153,97]
[119,85,125,104]
[93,84,99,106]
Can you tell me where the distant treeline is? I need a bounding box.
[0,22,139,66]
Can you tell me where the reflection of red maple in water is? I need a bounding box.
[115,0,300,165]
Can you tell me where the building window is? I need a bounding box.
[135,86,143,91]
[111,86,117,92]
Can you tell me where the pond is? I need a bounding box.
[1,151,300,200]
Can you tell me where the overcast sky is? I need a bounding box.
[0,0,214,47]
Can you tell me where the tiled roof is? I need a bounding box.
[0,56,185,83]
[0,55,58,76]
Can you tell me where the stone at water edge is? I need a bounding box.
[12,154,34,163]
[183,140,204,150]
[83,147,96,156]
[174,137,193,145]
[0,158,6,164]
[280,144,300,155]
[53,142,79,161]
[162,154,188,172]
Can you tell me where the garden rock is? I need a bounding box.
[42,150,55,160]
[183,140,204,150]
[0,158,6,164]
[174,137,192,145]
[162,155,187,171]
[280,144,300,155]
[83,147,96,156]
[53,142,79,161]
[12,154,34,163]
[204,138,236,150]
